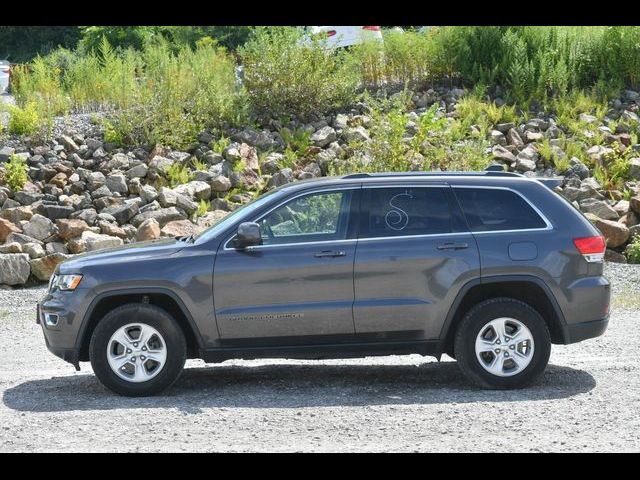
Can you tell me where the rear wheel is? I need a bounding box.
[89,304,187,397]
[454,298,551,389]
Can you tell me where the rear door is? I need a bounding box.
[352,184,480,339]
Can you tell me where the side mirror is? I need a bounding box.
[235,222,262,249]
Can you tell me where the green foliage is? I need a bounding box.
[537,138,554,163]
[409,103,448,155]
[280,127,311,155]
[423,26,640,103]
[165,162,194,188]
[341,91,411,173]
[102,118,124,146]
[352,29,443,89]
[211,134,230,154]
[0,26,81,62]
[595,142,634,190]
[553,155,571,173]
[191,157,208,172]
[13,38,246,149]
[4,154,29,191]
[625,235,640,264]
[78,26,161,52]
[6,102,40,135]
[240,27,359,119]
[195,199,211,218]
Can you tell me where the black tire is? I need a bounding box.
[454,297,551,389]
[89,303,187,397]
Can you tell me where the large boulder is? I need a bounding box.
[579,198,619,220]
[105,174,129,195]
[628,158,640,180]
[173,181,211,201]
[239,143,259,172]
[343,126,370,143]
[515,145,538,172]
[211,175,232,193]
[69,230,123,253]
[29,253,70,281]
[35,204,75,221]
[23,243,46,259]
[22,214,57,241]
[160,220,198,238]
[131,207,185,228]
[507,128,524,148]
[56,218,89,240]
[102,202,140,225]
[492,145,516,164]
[135,218,161,241]
[0,218,22,243]
[593,218,630,248]
[0,254,31,286]
[311,126,337,148]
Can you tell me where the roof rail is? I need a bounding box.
[342,170,523,179]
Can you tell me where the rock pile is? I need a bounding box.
[1,86,640,286]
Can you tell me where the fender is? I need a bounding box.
[436,274,568,352]
[75,286,205,353]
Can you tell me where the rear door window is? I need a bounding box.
[454,188,547,232]
[362,187,453,238]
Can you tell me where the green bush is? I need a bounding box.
[240,27,359,119]
[7,102,40,135]
[625,235,640,264]
[4,154,29,191]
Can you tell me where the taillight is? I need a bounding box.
[362,26,381,31]
[326,30,337,37]
[573,236,606,263]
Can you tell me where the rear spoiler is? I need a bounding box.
[485,165,563,190]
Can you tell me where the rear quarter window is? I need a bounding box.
[454,188,547,232]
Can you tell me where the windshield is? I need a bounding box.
[193,188,284,244]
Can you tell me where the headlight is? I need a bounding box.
[49,274,83,292]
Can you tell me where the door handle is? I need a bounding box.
[436,242,469,250]
[314,250,346,258]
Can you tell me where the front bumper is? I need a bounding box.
[562,316,609,344]
[38,288,90,368]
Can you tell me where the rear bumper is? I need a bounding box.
[562,316,609,344]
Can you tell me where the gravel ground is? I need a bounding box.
[1,263,639,452]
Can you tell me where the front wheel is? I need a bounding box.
[454,298,551,389]
[89,304,187,397]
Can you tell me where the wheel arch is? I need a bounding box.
[76,288,203,362]
[438,275,567,356]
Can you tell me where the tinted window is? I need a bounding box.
[363,187,452,238]
[258,190,352,245]
[454,188,547,231]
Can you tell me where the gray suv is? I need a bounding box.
[38,171,611,396]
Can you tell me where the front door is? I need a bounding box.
[213,187,359,340]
